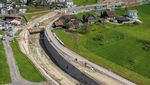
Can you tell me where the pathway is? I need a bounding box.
[3,37,48,85]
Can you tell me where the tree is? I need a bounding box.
[26,0,32,5]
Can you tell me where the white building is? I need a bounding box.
[0,4,6,15]
[19,8,27,14]
[0,21,5,30]
[20,0,27,4]
[127,10,139,19]
[66,0,75,8]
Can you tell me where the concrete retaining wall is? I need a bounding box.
[43,32,100,85]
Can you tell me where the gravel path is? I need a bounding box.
[3,37,48,85]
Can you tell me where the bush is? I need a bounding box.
[77,26,89,34]
[136,39,150,51]
[93,34,104,42]
[117,33,125,40]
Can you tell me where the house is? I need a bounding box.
[83,14,96,24]
[101,0,123,7]
[100,10,117,19]
[0,4,6,15]
[15,3,27,8]
[20,0,28,4]
[7,9,16,14]
[0,21,5,30]
[59,15,77,22]
[53,15,80,28]
[11,19,21,25]
[0,4,5,8]
[66,0,75,8]
[7,0,12,4]
[4,14,21,24]
[19,7,27,14]
[127,10,138,19]
[116,17,130,23]
[53,19,66,28]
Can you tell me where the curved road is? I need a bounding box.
[45,21,136,85]
[19,2,137,85]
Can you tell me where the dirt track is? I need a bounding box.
[18,30,79,85]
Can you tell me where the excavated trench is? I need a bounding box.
[28,32,79,85]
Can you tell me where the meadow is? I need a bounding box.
[55,4,150,85]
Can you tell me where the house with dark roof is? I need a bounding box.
[3,14,22,25]
[59,15,77,22]
[100,10,117,19]
[53,15,82,29]
[83,14,96,24]
[116,17,130,24]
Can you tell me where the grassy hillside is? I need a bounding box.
[0,30,4,35]
[55,4,150,85]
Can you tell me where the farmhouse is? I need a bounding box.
[59,15,77,22]
[83,14,96,24]
[53,15,83,29]
[116,17,130,23]
[4,14,21,25]
[53,19,66,28]
[100,10,117,19]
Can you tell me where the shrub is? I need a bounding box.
[136,39,150,51]
[93,33,104,42]
[77,25,89,34]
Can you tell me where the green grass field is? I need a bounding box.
[73,0,98,6]
[0,41,11,84]
[55,4,150,85]
[10,40,46,82]
[0,30,4,35]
